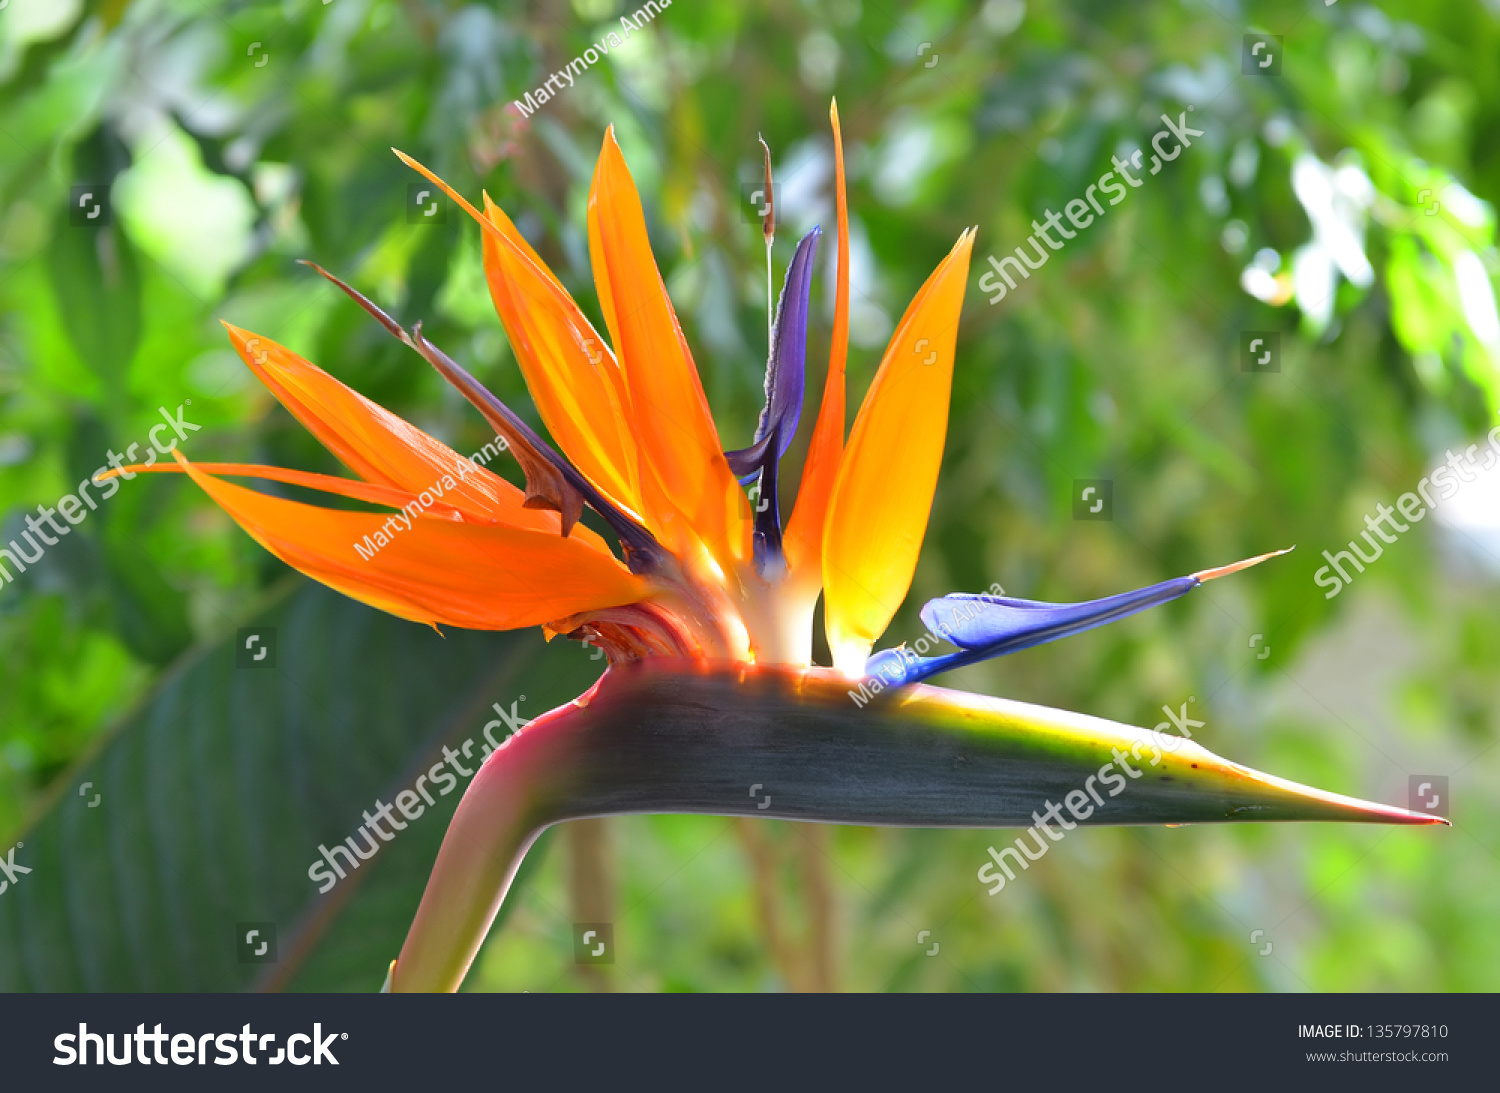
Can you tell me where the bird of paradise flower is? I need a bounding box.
[113,102,1445,993]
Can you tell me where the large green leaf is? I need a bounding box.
[0,577,595,991]
[44,213,140,391]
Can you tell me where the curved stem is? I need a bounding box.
[391,661,1445,992]
[390,696,577,992]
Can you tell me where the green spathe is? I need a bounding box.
[390,661,1443,991]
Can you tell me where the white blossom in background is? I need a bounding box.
[1240,140,1500,389]
[1434,443,1500,575]
[1240,247,1291,306]
[1453,249,1500,355]
[1287,152,1376,333]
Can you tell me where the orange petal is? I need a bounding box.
[113,458,616,559]
[479,194,644,518]
[173,452,649,630]
[391,148,733,568]
[822,229,975,674]
[586,128,749,569]
[111,462,466,519]
[783,99,851,581]
[223,323,576,538]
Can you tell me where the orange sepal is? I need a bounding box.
[222,323,576,538]
[822,229,975,674]
[783,98,851,581]
[172,452,650,631]
[106,461,466,520]
[478,194,644,518]
[586,127,749,572]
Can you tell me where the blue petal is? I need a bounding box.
[921,576,1201,654]
[863,576,1203,687]
[863,647,921,688]
[860,551,1294,687]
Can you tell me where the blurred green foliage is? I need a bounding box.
[0,0,1496,991]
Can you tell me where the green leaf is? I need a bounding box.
[99,532,192,667]
[0,577,597,991]
[43,219,140,392]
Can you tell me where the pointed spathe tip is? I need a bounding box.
[1318,789,1450,826]
[1209,749,1454,826]
[1193,545,1294,583]
[1281,790,1452,827]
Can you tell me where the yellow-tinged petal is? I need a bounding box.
[172,452,649,630]
[822,228,975,674]
[586,128,749,569]
[783,99,851,580]
[479,193,643,518]
[223,322,578,539]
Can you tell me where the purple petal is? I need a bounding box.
[725,226,822,571]
[759,226,819,457]
[725,226,821,472]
